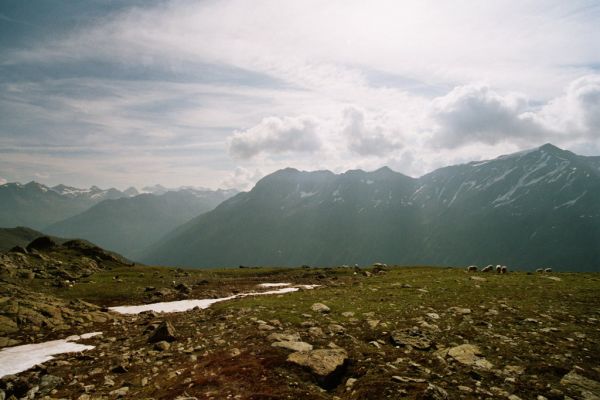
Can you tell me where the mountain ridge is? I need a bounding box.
[144,143,600,271]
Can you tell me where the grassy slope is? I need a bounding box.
[4,262,600,399]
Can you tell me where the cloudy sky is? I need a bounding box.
[1,0,599,190]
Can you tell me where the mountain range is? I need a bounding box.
[143,144,600,271]
[0,182,237,259]
[45,189,236,259]
[0,182,134,230]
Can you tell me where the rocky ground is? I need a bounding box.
[0,239,599,399]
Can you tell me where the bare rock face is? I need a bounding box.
[447,344,493,370]
[148,321,177,343]
[560,369,600,400]
[287,348,348,388]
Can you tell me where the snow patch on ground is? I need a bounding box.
[110,286,318,315]
[257,283,291,287]
[0,332,101,378]
[300,191,317,198]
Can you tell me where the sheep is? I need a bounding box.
[466,265,478,272]
[536,268,544,273]
[481,265,493,272]
[501,266,508,274]
[544,267,552,273]
[496,265,502,273]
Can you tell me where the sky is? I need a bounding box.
[1,0,599,190]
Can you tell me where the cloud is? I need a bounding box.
[221,167,264,190]
[536,74,600,139]
[228,116,322,159]
[429,84,550,148]
[341,107,402,156]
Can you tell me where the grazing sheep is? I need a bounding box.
[496,265,502,273]
[466,265,478,272]
[501,266,508,274]
[536,268,544,273]
[481,265,493,272]
[544,267,552,273]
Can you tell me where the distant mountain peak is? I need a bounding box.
[539,143,560,152]
[370,166,398,177]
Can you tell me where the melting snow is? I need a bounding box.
[110,286,317,315]
[0,332,101,378]
[257,283,291,287]
[300,191,317,198]
[554,191,587,209]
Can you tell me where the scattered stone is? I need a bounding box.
[272,341,313,352]
[560,369,600,399]
[308,327,325,338]
[391,375,426,383]
[154,340,171,351]
[175,283,192,294]
[39,375,63,394]
[345,377,357,389]
[448,307,472,315]
[367,319,380,329]
[267,332,301,342]
[109,386,129,397]
[424,383,449,399]
[503,365,525,376]
[311,303,331,313]
[258,323,275,331]
[111,364,128,373]
[390,328,433,350]
[148,321,177,343]
[328,324,345,334]
[287,348,348,387]
[447,344,493,369]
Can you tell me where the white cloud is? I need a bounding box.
[221,167,264,191]
[429,84,550,148]
[535,74,600,139]
[228,116,322,159]
[341,107,402,156]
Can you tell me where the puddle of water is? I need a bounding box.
[0,332,102,378]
